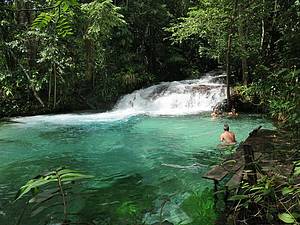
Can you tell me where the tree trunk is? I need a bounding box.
[15,0,26,25]
[48,68,52,106]
[226,33,232,110]
[260,0,265,51]
[9,50,45,107]
[84,37,95,89]
[241,58,248,85]
[238,1,248,85]
[53,63,57,109]
[225,0,239,111]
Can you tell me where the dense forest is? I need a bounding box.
[0,1,300,224]
[0,0,299,127]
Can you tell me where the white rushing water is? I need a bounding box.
[12,73,226,124]
[115,74,226,116]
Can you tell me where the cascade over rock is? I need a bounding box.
[115,73,226,116]
[12,72,226,124]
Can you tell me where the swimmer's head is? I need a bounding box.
[224,124,229,131]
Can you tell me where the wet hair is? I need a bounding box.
[224,124,229,131]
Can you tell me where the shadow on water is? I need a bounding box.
[0,170,158,225]
[74,173,158,225]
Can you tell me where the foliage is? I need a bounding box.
[166,0,230,60]
[116,201,140,225]
[168,0,300,123]
[228,161,300,225]
[234,67,300,126]
[0,0,299,127]
[181,188,217,225]
[15,167,93,224]
[81,0,125,40]
[31,0,79,37]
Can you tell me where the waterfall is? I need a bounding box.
[114,73,226,116]
[12,72,226,124]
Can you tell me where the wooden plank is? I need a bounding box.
[203,147,261,182]
[221,158,244,172]
[202,165,229,181]
[249,126,262,137]
[225,167,244,190]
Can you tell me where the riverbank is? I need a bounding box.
[213,128,300,225]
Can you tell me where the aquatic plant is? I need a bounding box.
[181,188,217,225]
[116,201,140,225]
[14,167,93,225]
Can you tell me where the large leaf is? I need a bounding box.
[15,177,58,201]
[282,187,295,196]
[60,173,93,182]
[32,12,53,30]
[15,168,92,201]
[228,194,249,201]
[278,213,296,224]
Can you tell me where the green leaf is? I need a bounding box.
[282,187,294,195]
[57,169,81,176]
[228,195,249,201]
[32,12,53,30]
[254,195,263,203]
[15,178,57,201]
[294,167,300,176]
[60,173,93,182]
[278,213,296,224]
[250,186,264,191]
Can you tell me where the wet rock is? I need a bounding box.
[212,93,265,113]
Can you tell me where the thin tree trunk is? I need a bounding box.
[48,68,52,106]
[9,50,45,107]
[260,0,265,50]
[260,18,265,50]
[226,33,232,110]
[266,0,277,54]
[238,1,248,85]
[15,0,26,25]
[84,37,95,88]
[56,172,67,222]
[241,59,248,85]
[225,0,238,111]
[53,63,57,109]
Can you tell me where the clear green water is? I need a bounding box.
[0,113,274,225]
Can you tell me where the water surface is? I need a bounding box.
[0,113,274,225]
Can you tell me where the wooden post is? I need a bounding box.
[243,144,257,185]
[213,180,219,203]
[224,186,229,205]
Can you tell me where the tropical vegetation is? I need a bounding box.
[1,0,299,127]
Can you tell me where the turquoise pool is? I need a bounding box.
[0,113,274,225]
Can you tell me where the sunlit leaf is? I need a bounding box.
[228,194,249,201]
[282,187,294,195]
[278,213,296,224]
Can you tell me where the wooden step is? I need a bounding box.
[202,165,229,181]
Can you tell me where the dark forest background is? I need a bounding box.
[0,0,299,126]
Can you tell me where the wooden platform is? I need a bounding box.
[202,128,295,191]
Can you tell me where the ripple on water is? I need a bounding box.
[0,114,274,225]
